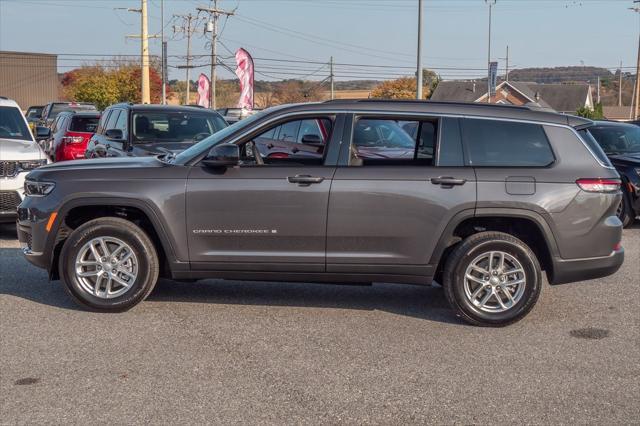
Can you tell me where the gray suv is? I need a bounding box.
[17,100,624,326]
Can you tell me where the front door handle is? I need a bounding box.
[431,176,467,187]
[287,175,325,186]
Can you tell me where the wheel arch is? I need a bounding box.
[430,208,561,283]
[49,197,182,280]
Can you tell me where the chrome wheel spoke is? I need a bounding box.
[470,284,487,302]
[470,264,490,276]
[465,273,486,285]
[77,270,99,278]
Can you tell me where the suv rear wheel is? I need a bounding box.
[617,192,635,228]
[59,217,159,311]
[443,231,542,327]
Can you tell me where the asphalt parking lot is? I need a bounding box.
[0,222,638,424]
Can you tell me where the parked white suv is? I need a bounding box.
[0,97,47,223]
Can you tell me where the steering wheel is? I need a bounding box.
[0,126,12,137]
[246,141,264,165]
[193,132,211,142]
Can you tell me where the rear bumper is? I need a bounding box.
[550,247,624,285]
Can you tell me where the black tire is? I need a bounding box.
[59,217,159,311]
[442,231,542,327]
[617,192,635,228]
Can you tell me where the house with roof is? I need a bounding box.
[430,80,593,114]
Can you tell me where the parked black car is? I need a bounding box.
[588,121,640,227]
[38,102,97,127]
[85,103,228,158]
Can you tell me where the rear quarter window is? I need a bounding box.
[461,118,555,167]
[578,128,618,168]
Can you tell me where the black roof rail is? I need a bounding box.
[322,98,542,111]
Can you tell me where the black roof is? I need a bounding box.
[57,110,101,117]
[268,99,591,128]
[109,103,220,113]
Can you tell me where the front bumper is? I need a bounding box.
[550,247,625,285]
[0,172,27,223]
[17,195,60,272]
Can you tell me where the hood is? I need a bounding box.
[609,152,640,166]
[131,141,194,157]
[37,155,162,172]
[0,137,45,161]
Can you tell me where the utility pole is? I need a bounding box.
[486,0,496,103]
[505,45,509,82]
[173,13,198,105]
[416,0,424,99]
[198,1,235,110]
[619,61,623,107]
[122,1,158,104]
[161,0,166,105]
[330,56,335,100]
[596,76,601,104]
[632,1,640,119]
[141,0,150,104]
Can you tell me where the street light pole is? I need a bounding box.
[486,0,496,103]
[416,0,423,99]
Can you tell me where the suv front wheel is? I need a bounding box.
[59,217,159,311]
[443,231,542,327]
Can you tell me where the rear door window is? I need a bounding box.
[461,118,555,167]
[350,118,438,165]
[70,116,100,133]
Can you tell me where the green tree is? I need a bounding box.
[576,103,604,120]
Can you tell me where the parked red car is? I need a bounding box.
[43,111,100,162]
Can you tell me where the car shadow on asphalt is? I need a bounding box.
[147,278,460,324]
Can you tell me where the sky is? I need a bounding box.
[0,0,637,82]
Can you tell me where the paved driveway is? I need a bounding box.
[1,223,638,424]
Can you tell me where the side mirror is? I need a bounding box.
[300,134,323,145]
[35,126,50,140]
[202,144,239,168]
[105,128,124,140]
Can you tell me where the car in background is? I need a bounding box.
[588,121,640,227]
[216,107,261,124]
[0,97,47,223]
[85,103,227,158]
[38,101,97,128]
[40,111,100,162]
[25,105,44,130]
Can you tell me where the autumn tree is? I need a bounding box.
[273,80,324,104]
[370,70,440,100]
[62,61,163,109]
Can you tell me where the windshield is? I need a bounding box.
[50,103,96,120]
[589,125,640,154]
[26,107,43,119]
[174,110,268,163]
[132,111,228,143]
[0,106,32,141]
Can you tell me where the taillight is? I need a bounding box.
[62,136,84,144]
[576,178,621,193]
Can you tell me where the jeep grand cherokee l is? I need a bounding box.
[17,100,624,326]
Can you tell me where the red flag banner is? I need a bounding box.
[235,48,254,110]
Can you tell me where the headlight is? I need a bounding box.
[24,180,55,197]
[18,159,47,171]
[635,168,640,177]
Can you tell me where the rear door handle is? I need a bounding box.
[287,175,325,186]
[431,176,467,187]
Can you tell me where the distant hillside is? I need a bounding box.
[508,66,613,83]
